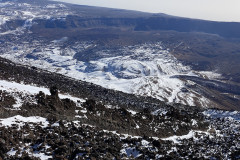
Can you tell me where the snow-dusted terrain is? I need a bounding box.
[0,80,84,110]
[0,79,239,159]
[1,0,238,110]
[0,0,239,159]
[0,1,71,28]
[0,39,221,108]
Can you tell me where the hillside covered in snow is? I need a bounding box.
[0,57,239,159]
[0,0,240,110]
[0,0,240,159]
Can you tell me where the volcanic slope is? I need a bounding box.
[0,55,239,159]
[0,0,240,110]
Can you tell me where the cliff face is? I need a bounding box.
[7,15,237,39]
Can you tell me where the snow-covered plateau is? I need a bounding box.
[0,39,222,108]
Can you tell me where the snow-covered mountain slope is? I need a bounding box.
[0,1,72,28]
[0,39,222,108]
[0,0,239,110]
[0,0,240,159]
[0,1,74,39]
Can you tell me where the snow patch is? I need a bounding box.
[127,109,138,115]
[120,147,141,158]
[0,115,49,128]
[0,80,85,108]
[161,130,211,144]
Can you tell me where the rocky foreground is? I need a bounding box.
[0,57,239,159]
[0,85,239,159]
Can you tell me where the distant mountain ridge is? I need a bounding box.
[2,0,240,38]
